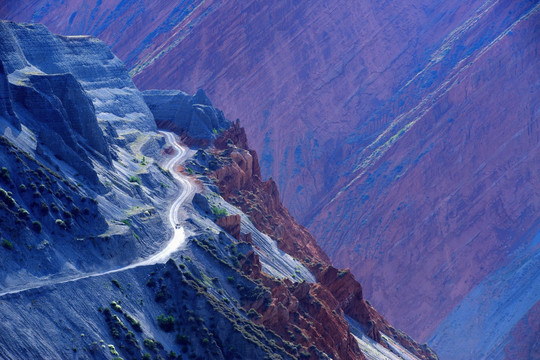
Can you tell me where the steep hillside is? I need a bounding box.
[0,21,436,360]
[2,4,538,356]
[0,20,172,289]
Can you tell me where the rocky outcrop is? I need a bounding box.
[210,122,437,360]
[0,60,17,128]
[0,21,156,133]
[143,89,229,142]
[212,121,331,265]
[215,214,241,241]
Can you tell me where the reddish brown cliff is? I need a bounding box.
[212,122,331,266]
[209,123,437,360]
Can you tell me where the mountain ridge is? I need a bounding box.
[0,20,435,360]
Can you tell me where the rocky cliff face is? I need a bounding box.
[0,20,176,293]
[143,89,230,144]
[181,121,437,360]
[2,1,538,356]
[0,21,434,360]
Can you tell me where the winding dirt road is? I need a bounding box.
[0,131,193,297]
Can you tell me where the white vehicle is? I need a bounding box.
[175,223,181,229]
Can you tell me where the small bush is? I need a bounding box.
[157,314,175,332]
[126,314,142,332]
[111,279,121,289]
[227,276,235,284]
[71,206,80,217]
[175,334,189,345]
[17,208,30,220]
[0,188,16,207]
[0,167,11,183]
[110,301,122,312]
[146,277,156,288]
[2,239,13,250]
[55,219,67,230]
[247,308,262,319]
[40,201,49,214]
[211,206,227,218]
[19,184,26,192]
[128,175,141,185]
[155,284,169,302]
[143,339,156,351]
[31,221,42,233]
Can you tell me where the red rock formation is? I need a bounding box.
[212,122,331,266]
[212,123,437,360]
[215,214,241,241]
[235,245,365,360]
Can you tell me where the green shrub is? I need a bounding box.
[50,203,59,213]
[227,276,235,284]
[0,188,16,207]
[71,206,80,217]
[157,314,175,332]
[125,314,142,332]
[146,277,156,288]
[247,308,261,319]
[55,219,67,230]
[143,339,156,351]
[0,167,11,183]
[128,175,141,185]
[110,301,122,312]
[2,239,13,250]
[155,284,168,302]
[211,206,227,218]
[40,201,49,214]
[175,334,189,345]
[111,279,121,289]
[31,221,42,233]
[142,354,152,360]
[19,184,26,192]
[17,208,30,220]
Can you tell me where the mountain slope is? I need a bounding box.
[1,1,538,356]
[0,21,436,360]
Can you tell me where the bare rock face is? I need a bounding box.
[0,21,156,133]
[213,122,331,266]
[215,214,241,241]
[211,123,438,360]
[143,89,229,141]
[0,60,17,127]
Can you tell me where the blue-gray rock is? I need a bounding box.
[0,21,156,133]
[143,89,230,139]
[192,192,212,216]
